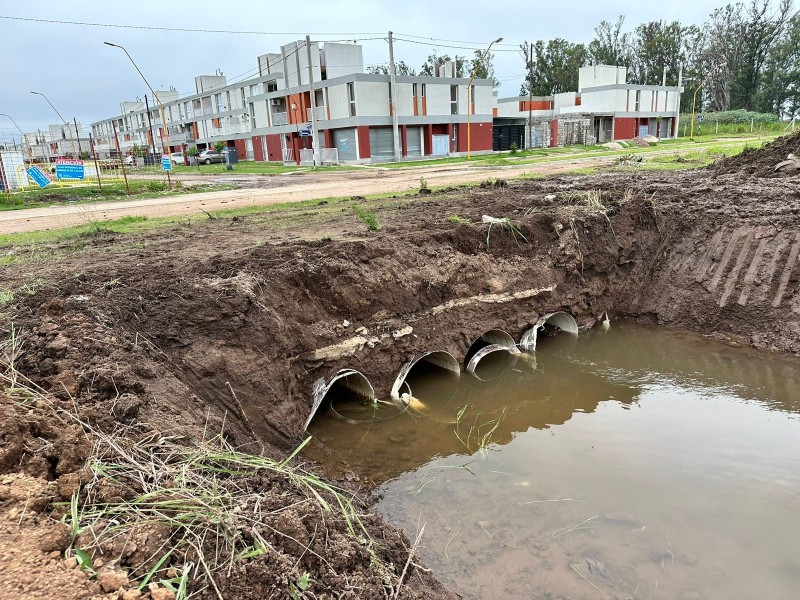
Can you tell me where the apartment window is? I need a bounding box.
[421,83,426,97]
[267,82,278,93]
[347,82,356,117]
[412,83,417,97]
[470,85,476,114]
[450,85,458,115]
[250,84,259,97]
[168,106,173,122]
[240,87,246,105]
[250,103,256,128]
[634,90,641,112]
[215,93,223,112]
[226,91,231,110]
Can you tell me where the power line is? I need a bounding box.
[393,36,520,53]
[0,15,383,36]
[395,32,519,49]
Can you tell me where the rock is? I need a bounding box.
[150,586,176,600]
[121,590,143,600]
[355,326,368,335]
[38,523,71,553]
[63,556,79,569]
[342,320,351,327]
[98,570,130,592]
[52,370,79,397]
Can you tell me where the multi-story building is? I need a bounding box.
[494,65,681,149]
[90,41,496,164]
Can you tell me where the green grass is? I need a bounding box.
[1,180,235,211]
[171,162,358,175]
[352,206,382,231]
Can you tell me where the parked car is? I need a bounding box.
[196,149,226,164]
[169,152,185,166]
[123,155,136,167]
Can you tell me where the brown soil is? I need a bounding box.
[712,129,800,177]
[1,140,799,598]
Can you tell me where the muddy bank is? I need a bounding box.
[1,154,799,597]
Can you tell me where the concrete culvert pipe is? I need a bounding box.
[304,369,375,430]
[519,312,579,352]
[391,351,461,404]
[464,329,518,367]
[466,344,519,381]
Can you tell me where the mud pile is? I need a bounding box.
[1,165,799,598]
[712,130,800,177]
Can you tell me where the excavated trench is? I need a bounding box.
[3,143,800,598]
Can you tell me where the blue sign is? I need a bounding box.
[27,166,51,188]
[55,160,85,180]
[299,123,312,137]
[161,155,172,171]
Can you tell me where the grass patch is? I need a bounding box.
[447,214,470,224]
[352,206,382,231]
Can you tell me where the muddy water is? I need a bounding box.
[307,324,800,599]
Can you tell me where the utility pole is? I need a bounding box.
[89,134,102,190]
[112,120,131,195]
[527,43,533,149]
[305,35,320,168]
[675,65,683,139]
[73,117,84,157]
[388,31,401,162]
[144,95,158,158]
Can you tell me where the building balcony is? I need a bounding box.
[271,111,288,126]
[306,106,327,121]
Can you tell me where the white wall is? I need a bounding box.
[578,65,626,91]
[354,81,390,116]
[327,82,351,120]
[395,82,415,116]
[323,43,363,79]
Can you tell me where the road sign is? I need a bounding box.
[299,123,313,137]
[161,155,172,171]
[26,165,52,188]
[55,159,85,180]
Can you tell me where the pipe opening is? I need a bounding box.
[520,312,579,352]
[466,344,518,381]
[464,329,517,367]
[391,351,461,406]
[305,369,375,430]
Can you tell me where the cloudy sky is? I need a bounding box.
[1,0,727,139]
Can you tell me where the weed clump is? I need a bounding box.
[352,206,381,231]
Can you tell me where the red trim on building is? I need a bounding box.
[252,136,265,162]
[456,122,492,153]
[234,139,246,160]
[613,117,637,140]
[401,125,408,156]
[356,126,370,159]
[412,96,418,116]
[266,134,282,162]
[549,119,559,148]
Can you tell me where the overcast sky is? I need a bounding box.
[0,0,727,138]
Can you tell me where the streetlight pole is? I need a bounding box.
[467,37,503,160]
[690,62,726,141]
[30,91,78,158]
[104,41,172,187]
[0,113,30,161]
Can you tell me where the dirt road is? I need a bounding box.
[0,150,677,234]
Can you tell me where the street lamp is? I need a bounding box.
[30,91,79,158]
[0,113,30,161]
[104,41,172,186]
[690,62,726,140]
[466,37,503,160]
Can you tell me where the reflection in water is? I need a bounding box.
[307,323,800,599]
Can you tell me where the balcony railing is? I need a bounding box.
[306,106,327,121]
[272,111,288,126]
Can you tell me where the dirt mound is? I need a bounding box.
[712,130,800,177]
[1,165,799,598]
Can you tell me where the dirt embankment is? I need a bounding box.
[1,138,799,598]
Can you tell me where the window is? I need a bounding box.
[664,91,669,111]
[450,85,458,115]
[250,103,256,128]
[470,85,475,114]
[634,90,641,112]
[226,91,231,111]
[215,93,223,112]
[420,83,426,97]
[412,83,417,97]
[249,84,259,97]
[347,82,356,117]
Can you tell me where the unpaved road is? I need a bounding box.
[1,149,694,234]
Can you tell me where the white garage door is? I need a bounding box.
[406,127,423,156]
[332,129,357,161]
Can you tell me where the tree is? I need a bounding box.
[754,11,800,116]
[213,141,225,154]
[419,54,467,77]
[367,61,417,76]
[519,39,588,96]
[628,20,687,86]
[588,16,630,66]
[469,50,500,88]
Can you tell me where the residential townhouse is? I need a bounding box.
[90,41,496,164]
[493,65,681,150]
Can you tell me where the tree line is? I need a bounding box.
[519,0,799,117]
